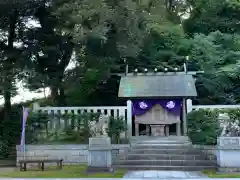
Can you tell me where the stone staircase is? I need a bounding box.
[114,136,216,171]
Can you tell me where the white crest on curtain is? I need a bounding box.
[166,101,175,109]
[139,101,148,109]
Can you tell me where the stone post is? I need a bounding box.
[32,102,40,112]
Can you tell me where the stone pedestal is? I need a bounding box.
[217,137,240,172]
[87,136,114,173]
[150,125,165,136]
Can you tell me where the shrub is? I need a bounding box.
[107,116,127,144]
[187,109,220,145]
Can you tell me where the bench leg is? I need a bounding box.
[59,161,63,169]
[41,162,44,171]
[20,163,23,171]
[23,163,27,171]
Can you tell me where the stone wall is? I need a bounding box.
[193,145,216,160]
[16,144,130,166]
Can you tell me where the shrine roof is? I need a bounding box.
[118,73,197,98]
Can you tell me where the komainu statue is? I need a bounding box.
[93,114,109,136]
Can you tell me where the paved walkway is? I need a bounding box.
[123,171,209,179]
[0,178,238,180]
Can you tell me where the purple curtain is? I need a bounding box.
[132,99,182,116]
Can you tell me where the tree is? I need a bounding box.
[0,0,38,121]
[183,0,240,35]
[23,0,75,106]
[138,23,189,70]
[188,31,240,104]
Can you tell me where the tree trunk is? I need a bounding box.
[59,87,66,106]
[50,80,66,106]
[3,88,11,122]
[3,10,17,122]
[50,86,59,105]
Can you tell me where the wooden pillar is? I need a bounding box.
[165,125,169,136]
[146,125,150,136]
[126,100,132,138]
[182,98,187,136]
[176,122,181,136]
[135,123,139,136]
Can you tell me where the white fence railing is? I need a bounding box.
[186,99,240,113]
[32,102,131,138]
[34,104,127,118]
[32,100,240,139]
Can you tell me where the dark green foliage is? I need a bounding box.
[107,116,127,144]
[24,111,126,144]
[183,0,240,35]
[25,112,49,144]
[187,109,220,145]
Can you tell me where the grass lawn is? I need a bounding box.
[0,165,127,178]
[203,169,240,178]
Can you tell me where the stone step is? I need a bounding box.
[130,136,191,144]
[114,165,216,171]
[124,154,207,160]
[117,159,216,166]
[134,140,191,145]
[129,148,202,154]
[131,144,193,149]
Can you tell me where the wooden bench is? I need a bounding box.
[19,159,63,171]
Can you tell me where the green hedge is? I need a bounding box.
[187,109,220,145]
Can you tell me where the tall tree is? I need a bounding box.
[183,0,240,35]
[0,0,37,121]
[24,0,74,106]
[188,31,240,104]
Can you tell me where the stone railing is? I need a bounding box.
[16,144,129,166]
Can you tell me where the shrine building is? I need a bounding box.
[118,71,197,137]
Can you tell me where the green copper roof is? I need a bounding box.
[118,74,197,98]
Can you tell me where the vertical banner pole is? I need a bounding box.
[20,107,29,160]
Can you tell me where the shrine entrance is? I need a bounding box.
[133,102,182,137]
[138,123,177,136]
